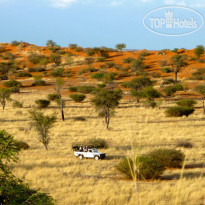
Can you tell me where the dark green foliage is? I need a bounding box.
[50,54,61,65]
[194,45,204,59]
[165,106,194,117]
[115,156,165,179]
[131,59,145,71]
[35,99,50,108]
[105,61,116,68]
[148,149,185,168]
[29,110,57,150]
[172,48,179,53]
[9,86,20,93]
[28,67,46,72]
[121,81,132,88]
[69,86,78,92]
[123,57,134,63]
[11,40,21,46]
[50,67,64,77]
[0,62,17,76]
[144,87,161,101]
[2,52,16,60]
[47,94,59,101]
[162,78,175,85]
[32,76,46,86]
[139,50,150,57]
[12,100,23,108]
[28,53,46,65]
[86,138,109,149]
[176,99,197,107]
[163,84,183,96]
[16,141,30,150]
[69,44,78,49]
[0,88,11,110]
[91,72,105,80]
[176,140,193,148]
[4,80,21,88]
[77,86,95,94]
[92,89,122,129]
[56,50,66,55]
[97,83,106,88]
[46,40,57,47]
[104,72,117,82]
[115,43,126,52]
[161,67,172,73]
[96,57,106,62]
[70,94,86,102]
[0,75,8,80]
[16,72,32,77]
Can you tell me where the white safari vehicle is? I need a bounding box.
[72,144,105,160]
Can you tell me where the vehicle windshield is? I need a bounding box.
[92,148,98,153]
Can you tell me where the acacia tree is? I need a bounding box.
[50,54,61,66]
[195,85,205,114]
[0,88,11,110]
[54,77,65,121]
[46,40,56,47]
[170,54,188,82]
[144,87,161,108]
[29,110,56,150]
[194,45,204,59]
[92,89,122,129]
[116,43,126,52]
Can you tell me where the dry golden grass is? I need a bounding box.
[0,91,205,205]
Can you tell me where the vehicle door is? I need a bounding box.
[86,149,94,158]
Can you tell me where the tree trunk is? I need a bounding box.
[106,116,110,130]
[175,71,178,82]
[61,109,65,121]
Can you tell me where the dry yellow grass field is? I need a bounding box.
[0,90,205,205]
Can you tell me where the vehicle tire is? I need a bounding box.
[94,156,99,160]
[79,155,83,160]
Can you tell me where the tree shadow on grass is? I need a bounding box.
[162,171,205,180]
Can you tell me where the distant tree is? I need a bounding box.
[69,44,77,49]
[50,54,61,66]
[39,58,49,68]
[130,77,152,103]
[0,88,11,110]
[46,40,56,47]
[0,61,16,77]
[194,85,205,114]
[29,110,56,150]
[194,45,204,59]
[54,77,65,121]
[28,53,46,65]
[92,89,122,129]
[144,87,161,108]
[116,43,126,52]
[170,54,188,82]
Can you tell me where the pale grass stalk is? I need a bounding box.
[174,154,187,205]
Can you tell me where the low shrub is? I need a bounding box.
[172,48,178,53]
[32,76,46,86]
[69,86,78,92]
[123,57,135,63]
[121,81,132,88]
[165,106,194,117]
[4,80,21,88]
[73,116,86,121]
[161,67,172,73]
[9,86,20,93]
[50,67,64,77]
[115,156,165,179]
[139,50,150,57]
[28,53,46,65]
[0,75,8,80]
[28,67,46,72]
[96,57,106,62]
[78,67,98,75]
[47,94,59,101]
[12,100,23,108]
[86,138,109,149]
[3,52,16,60]
[11,40,21,46]
[176,99,197,107]
[77,85,95,94]
[69,94,86,102]
[163,84,183,96]
[174,84,184,91]
[148,149,185,168]
[105,61,116,68]
[97,83,106,88]
[176,140,193,148]
[16,72,32,77]
[162,78,175,85]
[91,72,105,80]
[16,141,30,150]
[35,99,50,108]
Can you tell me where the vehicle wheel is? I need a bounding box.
[94,156,99,160]
[79,155,83,160]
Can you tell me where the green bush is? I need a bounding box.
[123,57,135,63]
[77,85,95,94]
[3,52,16,60]
[50,67,64,77]
[115,156,165,179]
[47,94,59,101]
[176,140,193,148]
[148,149,185,168]
[28,53,46,65]
[16,141,30,150]
[174,84,184,91]
[96,57,106,62]
[0,75,8,80]
[105,61,116,68]
[163,84,183,96]
[69,86,78,92]
[35,99,50,108]
[165,106,194,117]
[161,67,172,73]
[172,48,179,53]
[91,73,105,80]
[121,81,132,88]
[4,80,21,88]
[12,100,23,108]
[97,83,106,88]
[28,67,46,72]
[11,40,21,46]
[162,78,175,85]
[78,67,98,75]
[9,86,20,93]
[86,138,108,149]
[16,72,32,77]
[176,99,197,107]
[32,76,46,86]
[69,94,86,102]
